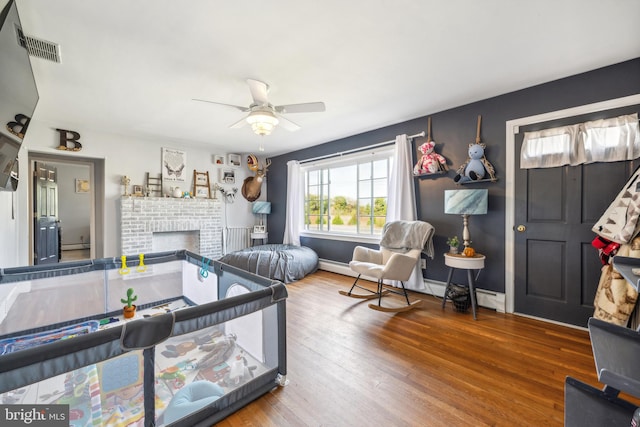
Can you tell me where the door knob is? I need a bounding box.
[516,225,526,232]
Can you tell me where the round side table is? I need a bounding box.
[442,252,485,320]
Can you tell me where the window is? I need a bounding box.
[520,113,640,169]
[302,148,393,236]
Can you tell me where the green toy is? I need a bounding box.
[121,288,138,308]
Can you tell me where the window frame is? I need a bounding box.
[300,147,394,242]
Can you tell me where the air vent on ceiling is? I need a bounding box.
[15,25,60,63]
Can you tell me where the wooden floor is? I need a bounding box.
[216,270,617,427]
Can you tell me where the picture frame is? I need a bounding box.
[75,178,90,193]
[193,170,211,198]
[195,187,210,198]
[162,147,186,182]
[213,155,225,165]
[220,169,235,184]
[228,153,241,168]
[253,225,266,233]
[133,185,144,197]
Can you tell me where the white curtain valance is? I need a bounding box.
[520,113,640,169]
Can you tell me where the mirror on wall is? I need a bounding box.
[0,0,40,191]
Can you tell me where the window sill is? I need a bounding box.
[300,230,381,245]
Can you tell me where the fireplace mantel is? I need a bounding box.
[120,197,222,259]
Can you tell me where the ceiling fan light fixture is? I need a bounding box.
[246,110,279,136]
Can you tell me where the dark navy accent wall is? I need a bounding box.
[268,58,640,293]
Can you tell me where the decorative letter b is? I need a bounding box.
[56,128,82,151]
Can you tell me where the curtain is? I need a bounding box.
[283,160,302,246]
[521,113,640,169]
[386,134,425,291]
[583,113,640,164]
[520,124,582,168]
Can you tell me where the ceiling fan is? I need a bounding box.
[193,79,326,137]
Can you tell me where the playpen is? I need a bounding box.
[0,250,288,426]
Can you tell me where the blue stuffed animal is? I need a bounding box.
[454,142,496,183]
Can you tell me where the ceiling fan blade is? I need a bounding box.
[275,102,326,114]
[276,114,301,132]
[192,99,249,112]
[229,115,249,129]
[247,79,269,105]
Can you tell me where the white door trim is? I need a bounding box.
[504,94,640,314]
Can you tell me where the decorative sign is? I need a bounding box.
[56,128,82,151]
[5,113,31,139]
[162,147,186,182]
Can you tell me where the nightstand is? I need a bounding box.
[250,232,268,246]
[442,252,485,320]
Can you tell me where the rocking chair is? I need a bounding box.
[340,220,434,312]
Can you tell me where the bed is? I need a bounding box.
[219,244,319,283]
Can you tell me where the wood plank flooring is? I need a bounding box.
[216,270,619,427]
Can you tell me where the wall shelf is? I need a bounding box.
[414,171,447,179]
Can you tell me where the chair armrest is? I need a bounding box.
[381,250,421,281]
[352,246,383,264]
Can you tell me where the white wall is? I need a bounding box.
[0,116,269,267]
[55,162,91,248]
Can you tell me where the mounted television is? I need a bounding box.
[0,0,39,191]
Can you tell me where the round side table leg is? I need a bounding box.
[442,267,455,309]
[467,269,478,320]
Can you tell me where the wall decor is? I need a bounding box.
[55,128,82,151]
[6,113,31,139]
[162,147,186,182]
[220,169,235,184]
[75,179,90,193]
[242,155,271,202]
[414,117,448,176]
[214,155,225,165]
[193,170,211,198]
[145,172,162,197]
[228,153,241,167]
[453,115,497,184]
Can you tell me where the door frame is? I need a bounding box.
[505,94,640,317]
[28,152,105,264]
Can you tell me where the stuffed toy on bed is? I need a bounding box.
[413,141,448,175]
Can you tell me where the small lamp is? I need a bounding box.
[444,189,488,248]
[252,201,272,230]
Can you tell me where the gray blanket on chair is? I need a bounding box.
[379,220,435,258]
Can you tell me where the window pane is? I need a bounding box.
[372,159,387,178]
[359,181,371,198]
[372,178,387,197]
[308,170,319,185]
[359,162,371,180]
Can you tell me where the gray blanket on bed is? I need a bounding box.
[219,244,319,283]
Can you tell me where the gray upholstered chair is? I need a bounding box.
[341,220,434,312]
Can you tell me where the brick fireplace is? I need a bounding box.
[120,197,222,259]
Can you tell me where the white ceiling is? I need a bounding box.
[13,0,640,156]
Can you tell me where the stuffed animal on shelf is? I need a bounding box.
[413,141,448,175]
[454,142,497,183]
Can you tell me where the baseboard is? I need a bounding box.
[318,259,506,313]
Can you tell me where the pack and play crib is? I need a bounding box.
[0,251,288,426]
